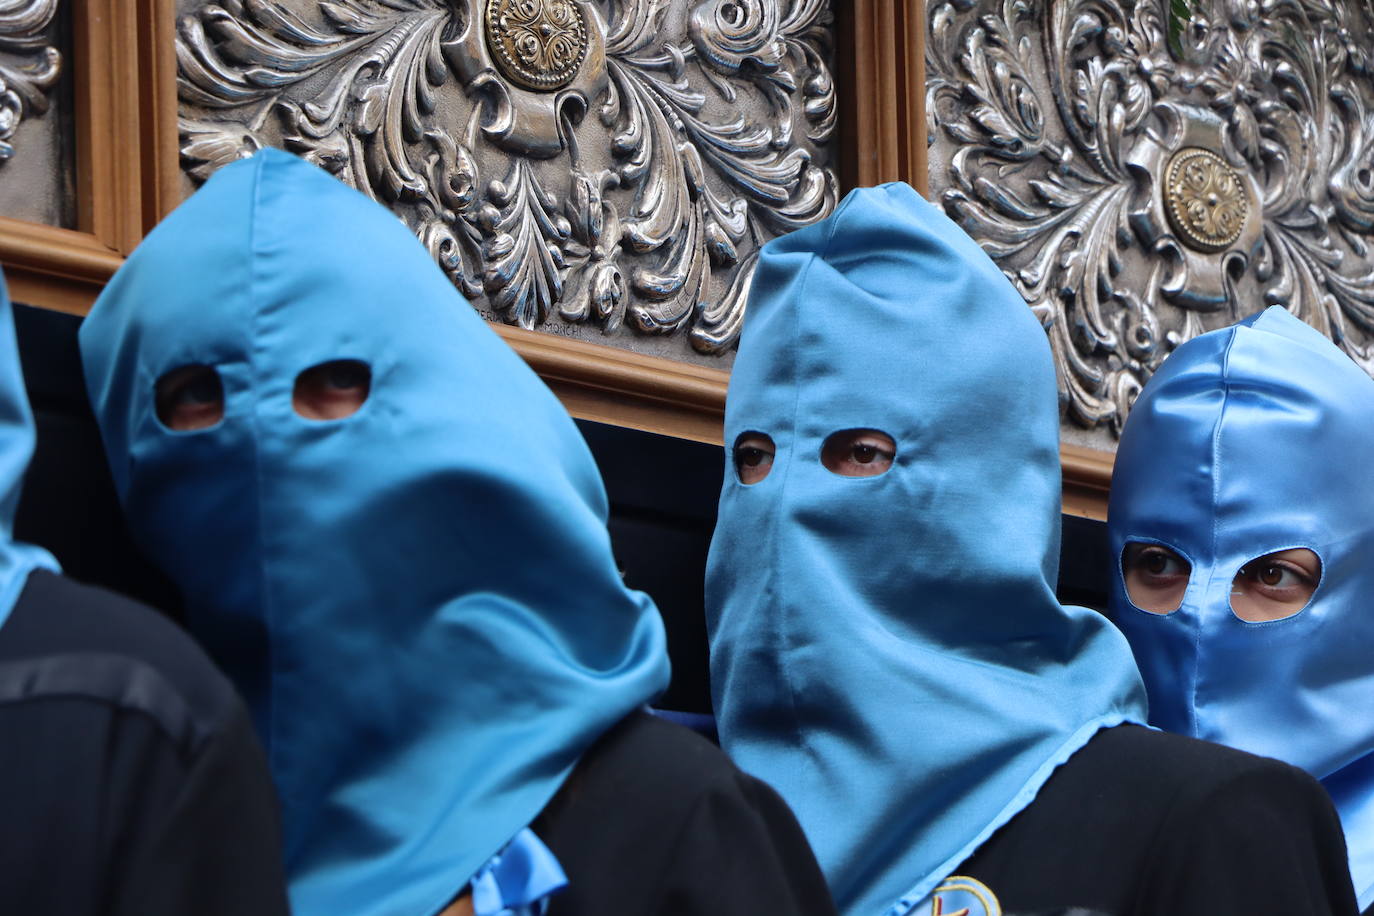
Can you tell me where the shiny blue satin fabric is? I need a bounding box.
[706,182,1147,916]
[1110,305,1374,908]
[468,829,567,916]
[80,150,669,916]
[0,272,60,626]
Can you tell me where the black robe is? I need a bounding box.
[0,569,289,915]
[936,724,1358,916]
[534,710,837,916]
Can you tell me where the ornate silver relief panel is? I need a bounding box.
[177,0,838,365]
[927,0,1374,450]
[0,0,72,228]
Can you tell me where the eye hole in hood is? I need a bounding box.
[820,428,895,478]
[1122,542,1191,614]
[293,359,371,421]
[155,364,224,432]
[732,431,775,485]
[1231,548,1321,622]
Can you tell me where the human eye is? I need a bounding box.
[1138,546,1188,580]
[732,432,775,485]
[155,365,225,431]
[821,429,896,478]
[294,359,371,421]
[1231,548,1320,622]
[1122,543,1191,614]
[324,360,369,391]
[1239,562,1303,589]
[849,442,883,464]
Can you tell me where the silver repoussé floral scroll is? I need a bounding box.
[928,0,1374,449]
[177,0,838,365]
[0,0,67,227]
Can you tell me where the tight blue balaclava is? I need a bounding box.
[706,182,1147,916]
[1110,306,1374,909]
[80,150,670,916]
[0,271,60,625]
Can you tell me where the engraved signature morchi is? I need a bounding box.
[1164,148,1247,253]
[484,0,589,92]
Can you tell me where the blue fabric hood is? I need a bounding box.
[80,150,670,916]
[1109,305,1374,908]
[0,271,60,627]
[705,182,1147,916]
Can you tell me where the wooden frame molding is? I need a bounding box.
[73,0,144,255]
[0,0,145,314]
[1061,444,1114,522]
[836,0,927,193]
[0,221,125,315]
[136,0,180,231]
[496,326,729,445]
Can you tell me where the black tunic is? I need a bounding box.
[0,569,289,916]
[929,724,1358,916]
[534,710,837,916]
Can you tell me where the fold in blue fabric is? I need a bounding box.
[79,150,670,916]
[705,182,1147,916]
[0,271,60,628]
[469,829,567,916]
[1110,306,1374,909]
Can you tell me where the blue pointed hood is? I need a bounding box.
[79,150,670,916]
[1110,305,1374,908]
[0,271,60,626]
[705,182,1147,916]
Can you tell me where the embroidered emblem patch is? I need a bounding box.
[922,876,1001,916]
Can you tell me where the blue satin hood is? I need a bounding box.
[705,182,1147,916]
[80,150,670,916]
[1109,305,1374,908]
[0,271,60,626]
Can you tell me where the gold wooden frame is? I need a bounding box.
[8,0,1113,518]
[0,0,144,315]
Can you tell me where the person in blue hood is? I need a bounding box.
[0,269,289,914]
[1110,306,1374,913]
[79,148,835,916]
[706,181,1358,916]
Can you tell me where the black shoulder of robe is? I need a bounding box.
[0,569,289,916]
[943,723,1358,916]
[534,709,836,916]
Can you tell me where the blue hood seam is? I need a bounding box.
[245,153,280,791]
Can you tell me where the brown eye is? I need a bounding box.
[1231,548,1321,622]
[155,365,224,431]
[1122,542,1191,615]
[293,360,370,421]
[732,432,775,485]
[821,429,895,478]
